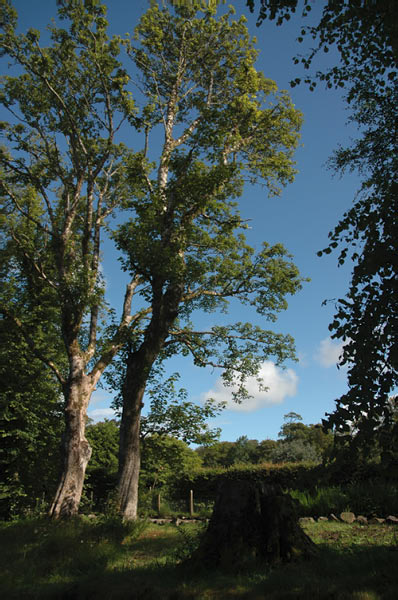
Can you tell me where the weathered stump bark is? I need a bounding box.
[185,480,317,571]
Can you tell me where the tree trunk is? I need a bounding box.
[117,282,184,519]
[117,388,143,520]
[117,345,154,520]
[185,479,317,571]
[48,281,138,518]
[49,378,93,518]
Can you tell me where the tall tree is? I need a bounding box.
[274,412,332,463]
[0,0,139,517]
[85,363,220,511]
[195,441,236,468]
[0,319,64,518]
[248,0,397,74]
[225,435,259,465]
[114,2,304,518]
[139,435,203,498]
[248,0,398,450]
[107,359,223,445]
[85,419,119,510]
[321,87,398,454]
[140,370,222,445]
[0,187,65,518]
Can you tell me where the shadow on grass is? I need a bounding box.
[6,546,398,600]
[244,545,398,600]
[2,520,398,599]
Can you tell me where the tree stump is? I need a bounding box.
[185,479,317,571]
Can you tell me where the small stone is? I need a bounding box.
[329,514,340,522]
[356,516,368,525]
[386,515,398,525]
[150,518,168,525]
[317,517,329,522]
[299,517,315,525]
[340,512,356,524]
[369,517,385,524]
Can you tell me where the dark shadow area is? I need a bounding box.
[2,519,398,600]
[238,545,398,600]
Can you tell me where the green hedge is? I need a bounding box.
[171,462,322,501]
[171,461,396,502]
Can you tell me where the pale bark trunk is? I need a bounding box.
[48,281,137,519]
[49,376,93,518]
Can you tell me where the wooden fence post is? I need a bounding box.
[189,489,194,517]
[157,493,161,516]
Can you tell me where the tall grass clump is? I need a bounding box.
[94,513,148,543]
[344,481,398,516]
[291,486,350,517]
[291,482,398,517]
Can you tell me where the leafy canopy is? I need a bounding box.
[0,0,139,383]
[248,0,398,448]
[113,0,304,401]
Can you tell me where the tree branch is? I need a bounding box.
[89,276,143,383]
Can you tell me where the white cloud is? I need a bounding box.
[201,361,298,413]
[315,337,345,368]
[87,407,117,422]
[90,389,113,405]
[297,351,309,368]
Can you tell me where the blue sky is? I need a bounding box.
[8,1,363,441]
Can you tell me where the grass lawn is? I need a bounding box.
[1,516,398,599]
